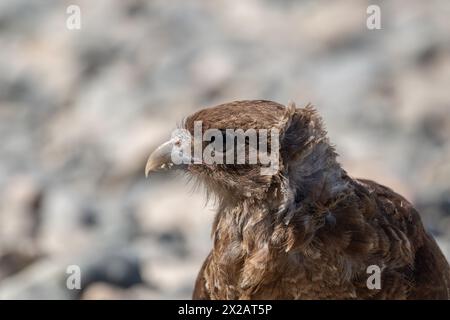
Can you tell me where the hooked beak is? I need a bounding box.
[145,139,175,177]
[145,130,195,177]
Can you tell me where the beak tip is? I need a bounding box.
[145,138,180,177]
[144,157,152,178]
[144,161,153,178]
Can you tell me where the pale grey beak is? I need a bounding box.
[145,130,194,177]
[145,140,176,177]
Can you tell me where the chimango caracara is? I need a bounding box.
[145,100,450,299]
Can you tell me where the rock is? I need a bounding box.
[37,189,91,255]
[141,257,201,298]
[0,245,145,299]
[81,282,124,300]
[0,175,42,244]
[82,283,159,300]
[0,175,43,279]
[80,250,143,290]
[0,249,39,280]
[0,258,75,300]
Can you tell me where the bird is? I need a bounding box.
[145,100,450,300]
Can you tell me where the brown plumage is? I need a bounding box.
[146,100,450,299]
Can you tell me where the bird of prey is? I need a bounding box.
[145,100,450,299]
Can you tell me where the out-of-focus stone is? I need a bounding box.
[81,283,125,300]
[81,251,143,290]
[82,282,159,300]
[0,175,43,270]
[0,175,42,242]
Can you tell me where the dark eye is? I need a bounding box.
[208,132,232,154]
[221,131,235,153]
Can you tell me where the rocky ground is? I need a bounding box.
[0,0,449,299]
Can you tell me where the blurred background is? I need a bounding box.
[0,0,449,299]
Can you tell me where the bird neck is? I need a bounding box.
[207,145,351,295]
[290,141,347,201]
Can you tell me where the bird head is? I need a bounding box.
[145,100,336,205]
